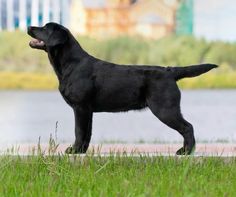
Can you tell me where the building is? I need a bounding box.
[176,0,193,35]
[0,0,71,31]
[129,0,178,39]
[0,0,193,39]
[71,0,180,39]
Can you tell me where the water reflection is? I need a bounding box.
[0,90,236,146]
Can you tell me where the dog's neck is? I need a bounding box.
[47,37,88,80]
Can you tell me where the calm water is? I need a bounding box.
[0,90,236,146]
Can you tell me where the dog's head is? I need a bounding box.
[27,22,69,51]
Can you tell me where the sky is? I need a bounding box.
[194,0,236,41]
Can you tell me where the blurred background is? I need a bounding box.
[0,0,236,147]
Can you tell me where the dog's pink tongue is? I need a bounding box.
[30,38,39,44]
[30,38,45,46]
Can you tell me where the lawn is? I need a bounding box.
[0,154,235,196]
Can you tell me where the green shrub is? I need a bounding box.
[1,32,236,72]
[0,32,236,89]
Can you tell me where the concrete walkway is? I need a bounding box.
[1,143,236,157]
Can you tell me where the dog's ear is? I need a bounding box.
[47,29,68,47]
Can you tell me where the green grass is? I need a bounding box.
[0,154,236,196]
[0,72,58,90]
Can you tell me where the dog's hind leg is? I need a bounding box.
[65,106,93,154]
[147,89,195,155]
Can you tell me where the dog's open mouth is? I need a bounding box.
[29,38,45,49]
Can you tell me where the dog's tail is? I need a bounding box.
[171,64,218,81]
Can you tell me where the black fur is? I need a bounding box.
[27,23,218,155]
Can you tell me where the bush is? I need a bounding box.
[0,32,236,89]
[1,32,236,72]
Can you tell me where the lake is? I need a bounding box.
[0,90,236,146]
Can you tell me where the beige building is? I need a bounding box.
[70,0,178,39]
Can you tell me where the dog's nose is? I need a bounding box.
[27,26,32,33]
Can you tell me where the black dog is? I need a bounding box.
[27,23,217,155]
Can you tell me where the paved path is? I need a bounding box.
[1,143,236,157]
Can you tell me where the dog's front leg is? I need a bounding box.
[65,106,93,154]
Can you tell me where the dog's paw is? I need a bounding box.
[65,146,74,154]
[65,145,87,154]
[176,147,186,155]
[176,146,195,155]
[65,146,81,154]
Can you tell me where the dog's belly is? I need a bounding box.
[92,66,150,112]
[93,100,147,112]
[93,88,147,112]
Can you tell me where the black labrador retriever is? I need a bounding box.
[27,23,217,155]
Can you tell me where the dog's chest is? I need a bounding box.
[59,83,75,106]
[58,78,93,107]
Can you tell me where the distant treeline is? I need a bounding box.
[0,32,236,89]
[0,31,236,72]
